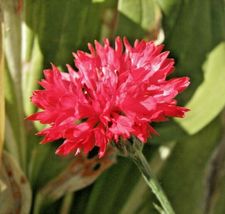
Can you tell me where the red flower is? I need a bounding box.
[28,37,190,157]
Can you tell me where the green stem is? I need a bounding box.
[33,193,44,214]
[131,149,175,214]
[60,193,74,214]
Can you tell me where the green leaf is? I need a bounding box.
[158,0,225,100]
[92,0,105,3]
[153,118,221,214]
[22,36,44,115]
[22,0,44,116]
[2,0,22,82]
[84,158,138,214]
[177,42,225,134]
[3,0,27,171]
[0,151,32,214]
[150,121,188,144]
[4,116,20,164]
[211,175,225,214]
[153,203,166,214]
[116,0,161,40]
[4,64,27,170]
[118,0,158,30]
[203,136,225,214]
[0,21,4,156]
[59,192,74,214]
[24,0,107,67]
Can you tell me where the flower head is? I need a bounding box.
[28,37,190,157]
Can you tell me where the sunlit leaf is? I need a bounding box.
[177,43,225,134]
[158,0,225,100]
[117,0,161,40]
[23,36,44,115]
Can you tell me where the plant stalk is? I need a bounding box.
[131,149,175,214]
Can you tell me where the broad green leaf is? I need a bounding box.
[0,151,32,214]
[24,0,107,67]
[84,157,139,214]
[150,121,188,144]
[130,119,222,213]
[27,139,72,190]
[117,0,161,40]
[150,119,222,214]
[158,0,225,101]
[177,43,225,134]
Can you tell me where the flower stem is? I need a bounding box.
[131,149,175,214]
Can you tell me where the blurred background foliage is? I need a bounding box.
[1,0,225,213]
